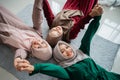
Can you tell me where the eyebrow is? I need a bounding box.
[60,49,65,53]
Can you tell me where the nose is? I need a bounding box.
[38,42,42,47]
[65,49,71,54]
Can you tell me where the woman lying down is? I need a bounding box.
[0,6,52,70]
[15,16,120,80]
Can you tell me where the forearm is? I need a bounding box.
[80,15,92,27]
[32,0,43,30]
[79,16,102,56]
[77,0,99,27]
[30,63,70,79]
[43,0,54,27]
[14,49,27,59]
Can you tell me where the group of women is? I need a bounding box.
[0,0,120,80]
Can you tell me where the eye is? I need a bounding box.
[41,41,46,45]
[38,46,40,48]
[41,41,44,44]
[66,46,69,49]
[34,42,38,45]
[40,41,47,48]
[57,26,61,30]
[52,28,57,31]
[61,49,65,53]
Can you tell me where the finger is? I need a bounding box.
[17,63,29,68]
[20,67,28,71]
[16,67,21,71]
[95,4,99,7]
[20,66,33,73]
[20,67,31,73]
[16,59,25,63]
[15,64,22,71]
[97,7,103,14]
[22,59,30,64]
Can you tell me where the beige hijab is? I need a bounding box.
[46,10,83,47]
[52,9,84,42]
[31,39,52,61]
[53,41,88,68]
[46,27,63,47]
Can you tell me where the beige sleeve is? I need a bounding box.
[32,0,43,31]
[14,49,28,59]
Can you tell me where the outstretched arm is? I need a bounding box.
[43,0,55,28]
[18,62,70,79]
[32,0,43,36]
[69,4,103,39]
[79,15,102,56]
[79,0,99,25]
[77,4,103,29]
[31,63,70,79]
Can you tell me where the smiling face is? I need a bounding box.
[49,26,63,37]
[31,39,52,61]
[59,43,74,59]
[31,39,48,49]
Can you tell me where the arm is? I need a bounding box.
[79,15,102,56]
[30,63,70,79]
[43,0,55,28]
[76,0,98,28]
[77,4,103,29]
[14,49,27,59]
[69,4,103,39]
[79,4,103,55]
[32,0,43,34]
[76,0,101,28]
[14,49,28,70]
[18,62,70,79]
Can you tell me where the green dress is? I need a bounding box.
[30,16,120,80]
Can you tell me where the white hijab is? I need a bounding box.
[53,41,88,68]
[31,39,52,61]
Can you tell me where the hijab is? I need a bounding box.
[31,39,52,61]
[53,41,88,68]
[46,26,63,47]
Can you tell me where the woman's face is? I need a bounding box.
[59,43,74,59]
[49,26,63,37]
[31,39,48,49]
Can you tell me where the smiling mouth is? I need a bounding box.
[67,52,73,56]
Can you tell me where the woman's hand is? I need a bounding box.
[17,61,34,73]
[89,4,103,17]
[14,58,30,71]
[14,57,23,71]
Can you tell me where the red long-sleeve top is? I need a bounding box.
[43,0,98,40]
